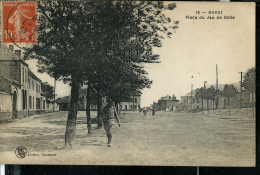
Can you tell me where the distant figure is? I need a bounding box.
[102,98,121,147]
[152,108,155,116]
[143,108,147,116]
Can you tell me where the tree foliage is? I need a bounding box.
[222,85,238,99]
[24,0,178,146]
[41,82,54,103]
[243,67,255,93]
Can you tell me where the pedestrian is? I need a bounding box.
[102,97,121,147]
[143,107,147,116]
[152,108,155,116]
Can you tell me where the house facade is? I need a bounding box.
[177,83,255,112]
[157,95,179,111]
[118,92,141,111]
[0,45,56,120]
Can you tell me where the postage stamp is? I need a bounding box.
[2,1,36,44]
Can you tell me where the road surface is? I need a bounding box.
[0,109,255,166]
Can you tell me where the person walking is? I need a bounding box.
[102,97,121,147]
[152,108,155,116]
[143,107,147,116]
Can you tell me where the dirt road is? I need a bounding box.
[0,110,255,166]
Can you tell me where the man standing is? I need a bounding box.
[102,97,121,147]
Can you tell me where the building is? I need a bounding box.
[157,95,179,111]
[0,45,56,120]
[177,83,255,112]
[118,92,141,111]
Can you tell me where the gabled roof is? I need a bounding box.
[0,45,20,61]
[28,68,42,83]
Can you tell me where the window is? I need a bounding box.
[29,96,32,109]
[43,100,45,109]
[134,98,137,103]
[28,78,31,89]
[125,105,127,110]
[120,105,122,110]
[9,45,13,51]
[130,105,133,110]
[36,98,40,109]
[134,105,137,109]
[22,67,24,83]
[15,50,21,58]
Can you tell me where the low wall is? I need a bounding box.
[0,112,12,121]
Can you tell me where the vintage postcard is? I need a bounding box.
[0,1,255,166]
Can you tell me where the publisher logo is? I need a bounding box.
[15,146,27,159]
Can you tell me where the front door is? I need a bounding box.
[12,91,18,119]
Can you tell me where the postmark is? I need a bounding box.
[2,1,37,45]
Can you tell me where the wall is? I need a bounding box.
[0,92,12,120]
[118,96,141,111]
[0,61,21,82]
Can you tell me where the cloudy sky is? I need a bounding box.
[21,2,255,107]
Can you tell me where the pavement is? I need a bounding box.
[0,109,255,166]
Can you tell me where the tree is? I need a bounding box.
[222,84,238,116]
[25,0,178,146]
[83,1,178,133]
[41,82,54,103]
[243,67,255,116]
[25,1,91,147]
[195,87,206,109]
[205,86,217,111]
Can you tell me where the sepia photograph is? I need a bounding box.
[0,1,256,166]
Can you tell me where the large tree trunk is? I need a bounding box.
[86,86,92,135]
[96,90,103,129]
[65,80,80,148]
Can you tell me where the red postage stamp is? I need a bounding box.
[2,1,37,44]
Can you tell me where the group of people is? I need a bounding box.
[140,108,156,116]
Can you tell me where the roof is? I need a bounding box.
[184,89,197,97]
[0,45,20,61]
[0,75,21,93]
[183,83,245,97]
[0,45,28,66]
[28,68,42,83]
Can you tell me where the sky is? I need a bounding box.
[6,2,255,107]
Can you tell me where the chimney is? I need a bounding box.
[14,50,22,59]
[9,45,14,51]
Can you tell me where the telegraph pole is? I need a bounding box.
[216,64,218,91]
[191,84,193,110]
[239,72,243,108]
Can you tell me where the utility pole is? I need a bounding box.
[239,72,243,108]
[191,84,193,111]
[216,64,218,91]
